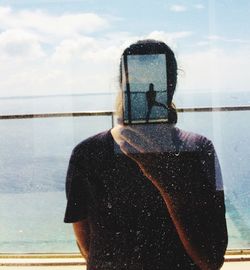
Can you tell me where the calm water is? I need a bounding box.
[0,90,250,115]
[0,92,250,252]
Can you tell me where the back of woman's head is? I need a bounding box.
[120,39,178,105]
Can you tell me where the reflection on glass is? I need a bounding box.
[123,54,168,124]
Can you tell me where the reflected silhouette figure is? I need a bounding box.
[146,83,167,122]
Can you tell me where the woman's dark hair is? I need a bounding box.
[120,39,178,106]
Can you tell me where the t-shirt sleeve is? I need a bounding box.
[201,138,224,191]
[64,147,89,223]
[200,138,228,254]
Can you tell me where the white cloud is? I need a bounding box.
[52,30,193,64]
[0,29,45,59]
[0,6,108,38]
[52,37,97,62]
[147,31,192,47]
[0,5,196,98]
[1,5,248,99]
[0,6,11,16]
[1,34,249,97]
[195,35,250,47]
[206,35,224,41]
[0,5,116,97]
[0,34,124,96]
[196,41,210,46]
[177,48,250,92]
[169,3,205,12]
[194,4,205,10]
[207,35,250,44]
[0,28,194,97]
[170,4,187,12]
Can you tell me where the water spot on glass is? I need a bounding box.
[107,202,112,209]
[175,151,180,156]
[134,246,139,252]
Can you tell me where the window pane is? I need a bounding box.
[178,110,250,249]
[0,116,112,252]
[0,0,249,254]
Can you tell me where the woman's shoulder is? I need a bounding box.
[174,127,213,151]
[71,129,112,158]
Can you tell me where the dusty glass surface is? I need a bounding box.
[0,115,111,253]
[0,0,249,253]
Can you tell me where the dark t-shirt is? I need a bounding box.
[64,127,225,270]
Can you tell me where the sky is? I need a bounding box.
[0,0,249,97]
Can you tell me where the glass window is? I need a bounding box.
[0,0,249,253]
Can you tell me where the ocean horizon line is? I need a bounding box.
[0,92,117,100]
[1,89,250,101]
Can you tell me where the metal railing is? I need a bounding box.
[0,250,250,267]
[0,110,113,120]
[0,105,250,264]
[0,105,249,121]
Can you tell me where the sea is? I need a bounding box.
[0,90,250,253]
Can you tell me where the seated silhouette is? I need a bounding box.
[146,83,167,122]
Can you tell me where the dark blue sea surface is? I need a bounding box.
[0,91,250,252]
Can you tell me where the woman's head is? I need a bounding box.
[120,39,178,105]
[116,39,178,123]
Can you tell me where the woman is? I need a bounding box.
[64,40,228,269]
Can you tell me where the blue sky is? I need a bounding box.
[0,0,249,97]
[3,0,250,41]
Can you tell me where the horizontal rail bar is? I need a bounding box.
[0,105,250,120]
[0,111,113,120]
[0,262,86,267]
[0,251,250,266]
[0,253,83,259]
[177,105,250,112]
